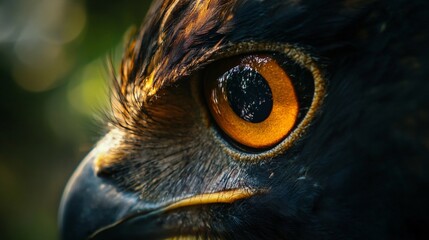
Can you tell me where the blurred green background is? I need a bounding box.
[0,0,152,239]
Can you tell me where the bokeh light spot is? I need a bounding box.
[67,60,109,116]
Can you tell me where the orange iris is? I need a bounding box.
[204,54,299,149]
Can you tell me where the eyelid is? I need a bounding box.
[202,42,326,161]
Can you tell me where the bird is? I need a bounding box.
[59,0,429,239]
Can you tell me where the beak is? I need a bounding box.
[58,149,147,240]
[59,139,257,239]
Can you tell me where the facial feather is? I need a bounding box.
[97,0,428,238]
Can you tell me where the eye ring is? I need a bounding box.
[201,42,326,161]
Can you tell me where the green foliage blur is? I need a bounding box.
[0,0,152,239]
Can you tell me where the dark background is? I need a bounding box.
[0,0,152,239]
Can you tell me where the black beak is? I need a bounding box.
[59,147,173,239]
[59,144,257,239]
[59,149,144,239]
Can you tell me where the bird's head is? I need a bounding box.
[59,0,429,239]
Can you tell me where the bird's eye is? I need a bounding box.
[200,43,325,157]
[204,55,299,149]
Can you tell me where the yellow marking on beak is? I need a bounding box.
[160,189,258,239]
[89,189,261,239]
[162,188,256,212]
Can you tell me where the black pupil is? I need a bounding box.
[224,66,273,123]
